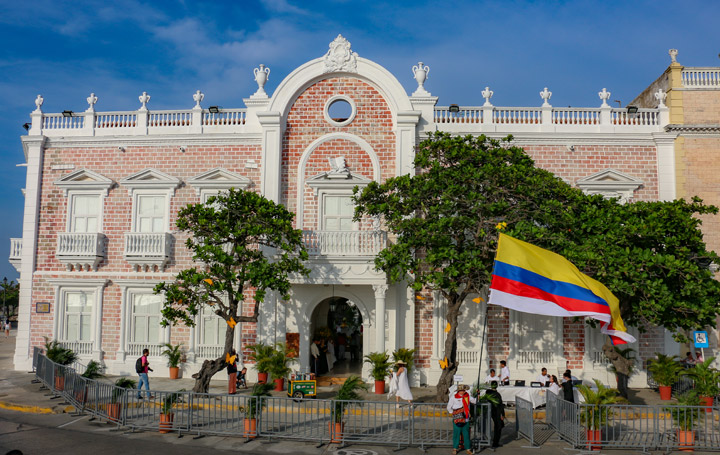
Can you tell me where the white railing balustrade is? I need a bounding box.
[196,345,225,360]
[302,230,387,256]
[202,109,246,126]
[10,238,22,260]
[124,232,171,257]
[494,107,542,124]
[59,340,94,356]
[95,112,137,128]
[127,343,165,357]
[553,108,600,125]
[56,232,104,257]
[457,350,479,364]
[148,110,192,127]
[518,350,555,365]
[433,107,483,124]
[592,350,611,366]
[42,114,84,130]
[611,108,659,126]
[682,68,720,88]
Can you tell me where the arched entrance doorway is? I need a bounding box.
[309,296,363,377]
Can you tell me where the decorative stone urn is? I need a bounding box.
[253,64,270,97]
[412,62,430,96]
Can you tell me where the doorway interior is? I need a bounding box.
[310,296,363,377]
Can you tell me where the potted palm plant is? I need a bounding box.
[161,342,183,379]
[682,357,720,412]
[268,342,294,391]
[159,391,182,433]
[246,343,275,384]
[242,382,273,439]
[44,338,78,391]
[577,379,622,451]
[331,375,367,443]
[107,377,136,422]
[648,353,683,400]
[77,360,104,403]
[667,391,701,452]
[364,351,392,394]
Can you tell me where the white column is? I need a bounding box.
[13,136,46,371]
[654,133,677,202]
[92,281,109,363]
[373,284,388,353]
[395,111,422,177]
[257,111,282,203]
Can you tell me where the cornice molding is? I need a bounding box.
[665,124,720,135]
[43,134,263,149]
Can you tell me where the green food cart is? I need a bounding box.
[287,379,317,399]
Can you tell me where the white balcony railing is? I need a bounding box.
[9,238,22,272]
[56,232,105,271]
[196,345,225,360]
[592,350,611,366]
[682,68,720,88]
[127,343,165,357]
[124,232,172,271]
[517,350,555,365]
[59,340,94,356]
[302,230,387,256]
[457,350,480,364]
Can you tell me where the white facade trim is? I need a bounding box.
[187,167,252,198]
[54,168,114,196]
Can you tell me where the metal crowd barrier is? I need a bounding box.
[410,402,491,450]
[647,373,695,395]
[259,396,333,443]
[32,346,41,372]
[515,396,535,445]
[124,389,194,434]
[554,395,581,446]
[334,400,412,448]
[546,390,559,430]
[188,392,255,437]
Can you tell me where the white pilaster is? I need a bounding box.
[257,111,282,203]
[395,111,422,177]
[654,133,678,202]
[92,281,109,363]
[14,136,46,371]
[373,284,388,353]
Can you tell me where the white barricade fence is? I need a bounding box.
[515,396,535,445]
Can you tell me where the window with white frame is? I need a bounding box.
[130,293,163,345]
[201,312,225,346]
[61,290,94,342]
[69,194,101,233]
[136,194,167,233]
[322,194,355,230]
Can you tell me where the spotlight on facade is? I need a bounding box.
[448,104,460,113]
[626,106,639,115]
[22,123,30,131]
[62,110,74,118]
[208,106,220,113]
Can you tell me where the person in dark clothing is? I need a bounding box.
[561,371,575,403]
[485,381,505,448]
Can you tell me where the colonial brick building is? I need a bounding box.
[9,38,719,387]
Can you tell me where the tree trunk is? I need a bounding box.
[602,338,631,376]
[436,295,462,402]
[191,313,237,393]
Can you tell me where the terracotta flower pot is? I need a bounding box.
[659,385,672,400]
[677,429,695,452]
[54,375,65,392]
[700,396,714,413]
[257,372,268,384]
[374,380,385,395]
[106,403,121,422]
[329,421,344,443]
[159,412,174,433]
[273,378,284,391]
[586,429,602,451]
[243,418,257,439]
[169,366,180,379]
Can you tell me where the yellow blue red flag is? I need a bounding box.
[489,233,635,344]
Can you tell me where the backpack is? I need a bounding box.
[135,357,143,374]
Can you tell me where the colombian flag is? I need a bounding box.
[489,233,635,345]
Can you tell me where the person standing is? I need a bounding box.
[486,381,505,449]
[499,360,510,385]
[4,320,9,338]
[310,339,320,374]
[326,339,336,372]
[387,361,413,406]
[485,368,500,384]
[136,348,153,400]
[548,375,561,395]
[561,371,574,403]
[447,384,476,455]
[227,349,238,394]
[536,367,550,385]
[336,332,347,361]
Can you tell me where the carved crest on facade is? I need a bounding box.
[323,35,358,73]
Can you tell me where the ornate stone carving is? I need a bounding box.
[327,156,350,177]
[481,86,494,106]
[373,284,389,298]
[539,87,552,107]
[138,91,151,110]
[412,62,430,96]
[669,49,678,63]
[253,64,270,97]
[323,34,358,73]
[34,94,44,113]
[86,93,98,112]
[654,88,667,107]
[598,88,611,107]
[193,90,204,108]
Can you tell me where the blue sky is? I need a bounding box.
[1,0,719,280]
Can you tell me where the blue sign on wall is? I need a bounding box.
[694,331,709,349]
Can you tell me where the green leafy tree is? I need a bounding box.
[354,133,577,401]
[155,188,309,393]
[1,278,19,319]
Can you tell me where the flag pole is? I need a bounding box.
[475,299,489,391]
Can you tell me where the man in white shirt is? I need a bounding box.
[310,339,320,374]
[485,368,500,384]
[536,367,551,385]
[500,360,510,385]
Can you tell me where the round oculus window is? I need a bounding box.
[324,96,356,126]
